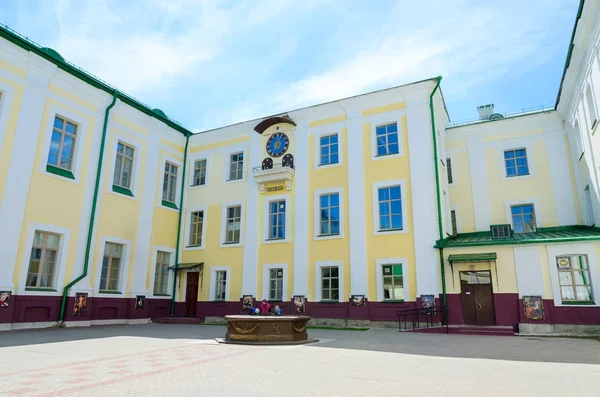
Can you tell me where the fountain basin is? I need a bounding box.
[218,315,318,345]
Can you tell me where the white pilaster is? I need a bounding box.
[0,55,55,293]
[514,246,545,297]
[547,132,578,225]
[241,132,260,297]
[130,121,162,297]
[346,109,368,297]
[406,102,439,297]
[292,119,310,297]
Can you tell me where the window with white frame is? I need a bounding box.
[382,264,404,300]
[321,266,339,301]
[377,185,403,231]
[192,159,207,186]
[228,152,244,181]
[586,86,598,129]
[189,211,204,247]
[162,162,178,203]
[511,204,536,233]
[375,123,399,156]
[268,268,284,300]
[113,142,135,190]
[153,251,170,295]
[557,255,594,303]
[320,134,339,165]
[224,205,242,243]
[214,270,227,301]
[47,115,77,171]
[504,149,529,177]
[446,158,453,184]
[268,200,286,240]
[100,243,123,292]
[26,231,60,288]
[319,193,340,236]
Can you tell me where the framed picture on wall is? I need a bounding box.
[0,291,11,308]
[135,295,145,310]
[293,295,306,313]
[73,293,87,316]
[351,295,365,306]
[242,295,254,311]
[523,296,544,320]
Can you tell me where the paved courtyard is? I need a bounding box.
[1,324,599,396]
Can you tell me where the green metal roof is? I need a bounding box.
[0,24,192,137]
[448,253,497,263]
[436,225,600,248]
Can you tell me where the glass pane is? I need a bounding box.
[321,267,330,278]
[560,286,575,300]
[330,134,338,143]
[331,267,339,278]
[388,132,398,143]
[66,122,77,134]
[504,151,515,159]
[390,186,401,200]
[378,187,389,201]
[380,215,390,230]
[33,232,44,246]
[558,271,572,286]
[387,123,397,133]
[53,117,64,129]
[393,264,402,276]
[391,215,403,229]
[375,126,385,136]
[388,142,399,154]
[576,285,593,301]
[28,259,40,274]
[331,153,339,164]
[46,234,59,248]
[322,289,330,300]
[320,195,329,208]
[332,289,339,300]
[332,278,339,288]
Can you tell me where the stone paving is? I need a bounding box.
[1,324,599,396]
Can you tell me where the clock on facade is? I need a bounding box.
[266,132,289,158]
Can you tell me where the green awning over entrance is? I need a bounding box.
[168,262,203,270]
[448,253,497,263]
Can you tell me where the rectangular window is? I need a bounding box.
[225,205,241,243]
[47,116,77,171]
[162,162,178,203]
[113,142,135,189]
[319,193,340,236]
[382,264,404,300]
[511,204,536,233]
[446,158,453,184]
[229,152,244,181]
[26,231,60,288]
[375,123,399,156]
[451,210,458,235]
[378,185,403,231]
[321,267,339,301]
[189,211,204,246]
[153,251,170,295]
[269,268,284,300]
[557,255,593,303]
[504,149,529,177]
[100,243,123,292]
[268,200,286,240]
[192,159,207,186]
[320,134,339,165]
[586,86,598,129]
[215,270,227,301]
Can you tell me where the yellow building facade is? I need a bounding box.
[1,0,600,334]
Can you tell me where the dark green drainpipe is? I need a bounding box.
[429,76,448,323]
[58,91,119,323]
[170,133,191,316]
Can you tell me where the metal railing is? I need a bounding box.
[396,305,448,332]
[252,162,295,172]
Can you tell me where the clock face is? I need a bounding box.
[266,132,289,158]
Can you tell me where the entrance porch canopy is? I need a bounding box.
[447,253,498,289]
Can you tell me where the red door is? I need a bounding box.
[185,272,199,317]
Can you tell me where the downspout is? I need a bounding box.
[429,76,448,322]
[58,91,119,323]
[170,133,191,316]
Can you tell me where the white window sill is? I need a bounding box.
[371,152,403,162]
[315,162,342,170]
[184,245,204,251]
[189,184,208,189]
[374,228,408,236]
[501,173,534,181]
[263,237,289,245]
[220,241,243,248]
[315,233,344,241]
[225,178,245,184]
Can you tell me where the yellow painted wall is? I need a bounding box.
[363,116,417,301]
[13,97,98,286]
[448,149,476,232]
[307,127,351,302]
[486,139,557,226]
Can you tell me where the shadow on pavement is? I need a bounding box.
[1,323,599,365]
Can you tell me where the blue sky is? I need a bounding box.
[0,0,578,131]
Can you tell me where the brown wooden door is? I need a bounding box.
[460,271,496,326]
[185,272,199,317]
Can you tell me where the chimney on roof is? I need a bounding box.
[477,104,494,120]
